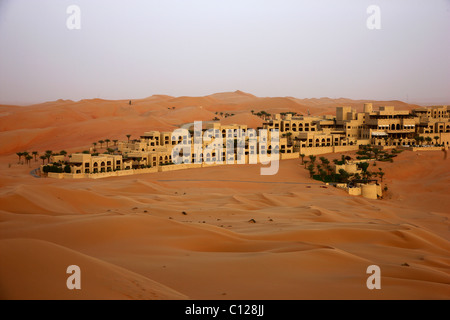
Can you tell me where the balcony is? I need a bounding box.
[385,128,415,133]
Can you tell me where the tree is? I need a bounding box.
[307,163,315,178]
[16,152,24,163]
[338,169,350,183]
[93,142,97,149]
[105,139,110,148]
[309,155,316,164]
[40,155,47,165]
[425,137,432,145]
[113,139,118,146]
[32,151,38,162]
[60,150,67,156]
[419,136,425,145]
[373,148,380,160]
[98,140,104,148]
[126,134,131,143]
[319,157,330,175]
[434,136,440,145]
[300,154,305,165]
[64,165,71,173]
[251,110,254,115]
[414,135,420,146]
[25,155,33,167]
[45,150,52,163]
[378,168,385,182]
[359,162,370,179]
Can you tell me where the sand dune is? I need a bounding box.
[0,94,448,299]
[0,238,187,300]
[0,92,423,154]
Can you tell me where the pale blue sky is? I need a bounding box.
[0,0,449,105]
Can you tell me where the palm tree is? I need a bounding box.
[16,152,24,163]
[378,168,385,182]
[45,150,52,164]
[419,136,425,145]
[319,157,330,175]
[40,155,47,165]
[93,142,97,149]
[25,155,33,167]
[307,163,315,178]
[309,155,316,165]
[300,154,305,165]
[316,164,322,174]
[32,151,38,162]
[105,139,110,148]
[434,136,440,145]
[60,150,67,157]
[98,140,104,149]
[319,169,327,181]
[126,134,131,143]
[251,110,254,115]
[425,137,432,145]
[113,139,118,146]
[414,135,420,146]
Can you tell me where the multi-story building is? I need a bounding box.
[60,104,449,175]
[265,104,450,149]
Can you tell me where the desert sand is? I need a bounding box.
[0,92,449,299]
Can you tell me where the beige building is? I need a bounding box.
[265,104,450,150]
[44,103,448,179]
[69,153,129,174]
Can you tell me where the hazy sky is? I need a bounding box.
[0,0,449,105]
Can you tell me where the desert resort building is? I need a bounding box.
[43,104,449,198]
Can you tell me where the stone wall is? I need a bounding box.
[399,146,445,152]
